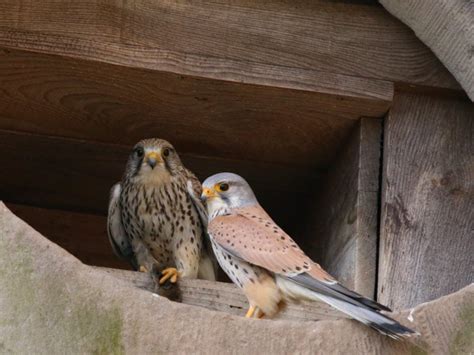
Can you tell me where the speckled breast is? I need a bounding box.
[119,178,203,267]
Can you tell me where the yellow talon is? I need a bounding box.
[245,305,256,318]
[159,267,180,285]
[139,266,148,273]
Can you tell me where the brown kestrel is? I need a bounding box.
[107,139,216,286]
[199,172,416,339]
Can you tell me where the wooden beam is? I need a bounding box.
[0,130,322,235]
[97,267,345,322]
[303,118,382,298]
[0,48,386,168]
[378,92,474,309]
[380,0,474,100]
[0,0,458,90]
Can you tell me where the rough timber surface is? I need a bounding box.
[380,0,474,100]
[0,48,385,169]
[378,92,474,310]
[0,0,458,90]
[98,267,345,322]
[304,118,382,298]
[2,202,473,354]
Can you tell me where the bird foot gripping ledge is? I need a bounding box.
[96,266,346,323]
[1,203,472,354]
[97,266,470,353]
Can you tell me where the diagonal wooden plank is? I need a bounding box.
[5,203,130,270]
[380,0,474,100]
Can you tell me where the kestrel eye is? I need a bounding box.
[162,148,170,157]
[134,147,144,158]
[219,183,229,192]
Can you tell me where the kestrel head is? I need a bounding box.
[201,173,258,218]
[124,138,184,182]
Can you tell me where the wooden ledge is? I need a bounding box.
[97,267,345,322]
[2,202,472,354]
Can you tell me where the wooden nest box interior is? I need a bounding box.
[0,0,472,317]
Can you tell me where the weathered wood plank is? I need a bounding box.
[0,202,349,320]
[5,203,130,270]
[380,0,474,100]
[0,40,394,110]
[0,0,458,90]
[303,118,382,298]
[1,201,471,354]
[97,267,345,322]
[0,48,383,168]
[0,130,322,235]
[378,92,474,309]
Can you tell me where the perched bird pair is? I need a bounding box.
[108,139,416,339]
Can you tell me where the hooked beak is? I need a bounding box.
[145,152,163,169]
[201,187,217,202]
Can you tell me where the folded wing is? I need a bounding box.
[208,204,416,338]
[107,183,137,269]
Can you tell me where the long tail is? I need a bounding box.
[311,293,415,339]
[276,274,417,340]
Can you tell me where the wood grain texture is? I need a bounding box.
[0,129,322,237]
[98,267,345,322]
[378,92,474,309]
[380,0,474,100]
[303,118,382,298]
[5,203,130,270]
[0,48,384,168]
[4,202,474,354]
[0,0,458,90]
[1,202,346,321]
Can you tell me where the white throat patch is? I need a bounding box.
[206,197,231,221]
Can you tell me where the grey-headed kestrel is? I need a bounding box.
[107,138,216,286]
[198,172,416,339]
